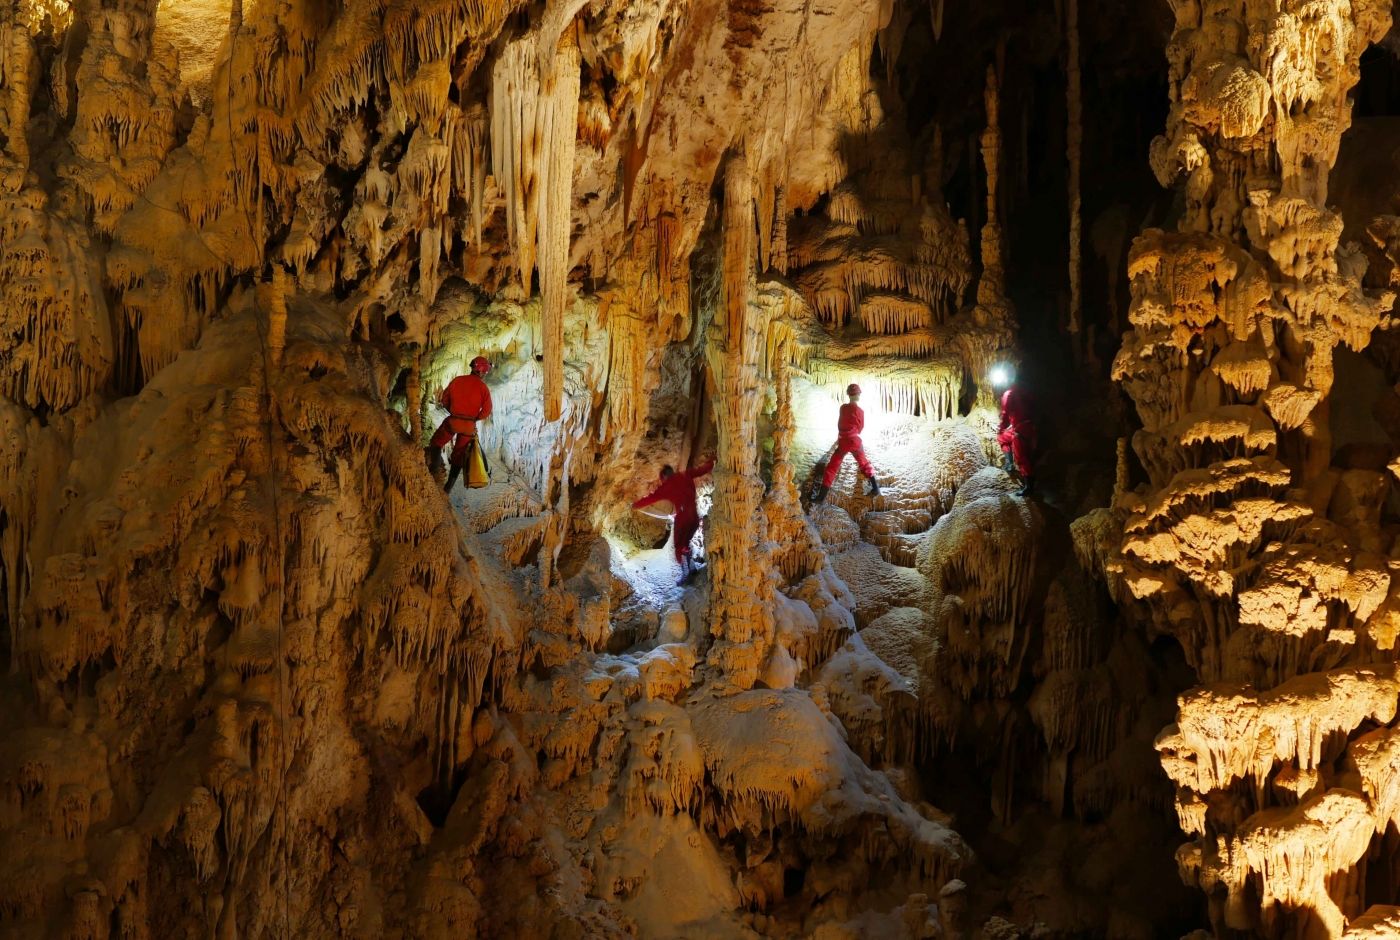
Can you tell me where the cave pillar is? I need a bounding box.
[970,61,1016,405]
[1065,0,1082,347]
[267,265,287,367]
[1,10,37,184]
[406,347,423,443]
[1112,0,1396,931]
[704,145,776,688]
[975,63,1007,319]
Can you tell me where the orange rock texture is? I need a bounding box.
[5,0,1400,937]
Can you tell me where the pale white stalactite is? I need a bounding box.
[538,31,580,423]
[489,23,579,423]
[490,37,541,291]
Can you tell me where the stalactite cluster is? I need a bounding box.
[16,0,1400,933]
[779,41,989,421]
[0,0,997,935]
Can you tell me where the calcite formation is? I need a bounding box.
[1104,0,1400,934]
[11,0,1400,934]
[0,0,1024,935]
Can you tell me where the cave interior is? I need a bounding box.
[8,0,1400,936]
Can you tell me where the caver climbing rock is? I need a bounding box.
[428,355,493,492]
[812,383,881,504]
[632,458,715,584]
[996,382,1036,496]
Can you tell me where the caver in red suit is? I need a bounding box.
[632,460,715,572]
[997,385,1036,488]
[815,384,880,501]
[430,356,493,490]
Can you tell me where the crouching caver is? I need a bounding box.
[633,459,714,585]
[428,355,493,492]
[812,383,880,504]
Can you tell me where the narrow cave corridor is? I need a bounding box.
[7,0,1400,937]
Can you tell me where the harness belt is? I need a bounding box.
[444,415,479,435]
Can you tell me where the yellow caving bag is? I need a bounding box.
[465,437,491,488]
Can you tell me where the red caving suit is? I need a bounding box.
[632,461,715,564]
[821,402,874,487]
[430,373,493,467]
[997,386,1036,481]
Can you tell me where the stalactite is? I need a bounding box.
[538,30,580,424]
[757,170,776,273]
[266,265,287,367]
[772,185,788,275]
[490,38,541,292]
[489,26,579,423]
[1064,0,1082,341]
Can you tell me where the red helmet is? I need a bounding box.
[846,383,861,396]
[470,356,491,375]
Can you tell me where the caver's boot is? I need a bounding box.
[1018,476,1035,497]
[677,554,694,586]
[444,465,462,493]
[865,475,881,497]
[811,484,828,504]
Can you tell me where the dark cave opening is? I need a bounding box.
[1357,42,1400,118]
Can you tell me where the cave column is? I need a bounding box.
[704,145,776,689]
[1065,0,1082,354]
[968,61,1016,405]
[406,348,423,442]
[1112,0,1395,932]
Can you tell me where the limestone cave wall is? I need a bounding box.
[6,0,1400,937]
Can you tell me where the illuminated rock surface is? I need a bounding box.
[6,0,1400,936]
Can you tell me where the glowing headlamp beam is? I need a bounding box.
[989,364,1013,389]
